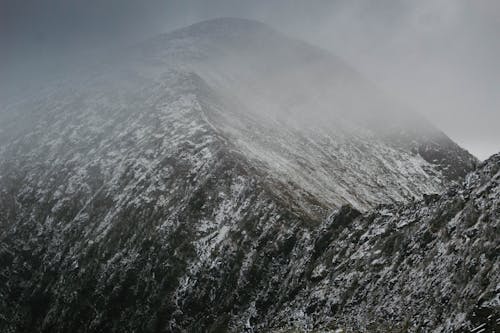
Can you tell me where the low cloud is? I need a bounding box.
[1,0,498,159]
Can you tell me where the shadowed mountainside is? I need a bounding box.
[0,18,490,333]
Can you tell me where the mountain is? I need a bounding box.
[0,18,487,332]
[258,152,499,332]
[0,18,476,216]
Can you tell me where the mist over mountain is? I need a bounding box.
[0,18,497,333]
[2,0,500,159]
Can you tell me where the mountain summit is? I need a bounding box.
[137,17,476,212]
[0,18,488,332]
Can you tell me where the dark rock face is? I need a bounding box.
[1,148,497,332]
[0,18,491,333]
[261,154,499,332]
[416,133,478,182]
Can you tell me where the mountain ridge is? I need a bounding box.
[0,18,491,333]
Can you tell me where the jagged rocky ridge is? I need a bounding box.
[264,153,499,332]
[0,18,492,332]
[1,149,498,332]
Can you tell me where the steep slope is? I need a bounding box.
[0,69,312,332]
[136,18,476,205]
[0,18,485,332]
[259,153,499,332]
[0,18,476,214]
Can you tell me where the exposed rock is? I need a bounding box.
[0,18,491,333]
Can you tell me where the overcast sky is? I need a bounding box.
[1,0,499,159]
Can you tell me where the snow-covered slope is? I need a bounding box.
[137,18,476,207]
[0,18,476,216]
[0,18,486,332]
[259,153,500,332]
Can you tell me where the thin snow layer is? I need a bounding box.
[0,18,474,219]
[261,155,499,332]
[0,62,447,220]
[0,18,486,333]
[130,19,474,213]
[205,101,445,212]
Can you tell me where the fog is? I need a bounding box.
[1,0,499,159]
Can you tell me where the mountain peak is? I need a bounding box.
[0,18,488,333]
[168,17,275,39]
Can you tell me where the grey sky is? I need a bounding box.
[1,0,499,159]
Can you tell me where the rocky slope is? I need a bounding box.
[0,18,476,215]
[0,18,489,333]
[263,153,499,332]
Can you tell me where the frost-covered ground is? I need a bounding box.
[258,153,499,332]
[0,18,490,333]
